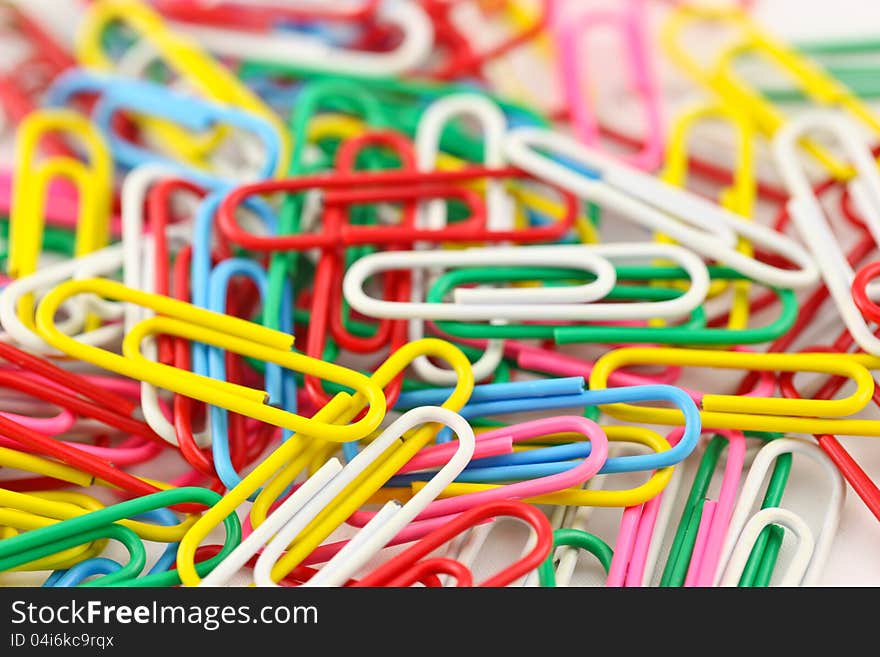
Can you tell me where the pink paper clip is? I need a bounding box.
[554,0,664,170]
[605,427,686,587]
[607,429,747,587]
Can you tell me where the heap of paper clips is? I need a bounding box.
[1,0,879,588]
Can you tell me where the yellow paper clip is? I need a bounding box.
[590,346,880,436]
[77,0,290,175]
[0,484,194,545]
[0,444,194,541]
[661,5,880,179]
[660,102,756,327]
[176,338,473,586]
[0,491,108,572]
[34,278,387,440]
[9,109,112,329]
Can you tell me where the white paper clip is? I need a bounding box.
[774,112,880,355]
[409,93,512,385]
[715,438,845,587]
[247,406,474,587]
[0,245,125,354]
[302,406,476,587]
[344,243,709,321]
[719,507,815,587]
[504,127,819,290]
[197,457,345,587]
[120,165,207,448]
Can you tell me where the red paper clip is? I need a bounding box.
[354,500,553,587]
[422,0,549,81]
[777,336,880,522]
[0,343,212,513]
[0,3,74,130]
[147,177,276,486]
[151,0,382,28]
[218,167,576,251]
[304,131,414,407]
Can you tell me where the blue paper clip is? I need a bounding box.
[388,378,700,478]
[207,257,297,490]
[189,191,297,492]
[46,69,281,185]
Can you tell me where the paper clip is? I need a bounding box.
[138,176,249,472]
[400,424,675,509]
[0,2,74,144]
[348,245,618,319]
[610,428,794,587]
[345,242,708,320]
[77,0,290,174]
[9,109,113,328]
[246,343,474,579]
[661,101,757,326]
[422,0,549,82]
[0,487,197,548]
[0,171,121,240]
[0,244,128,355]
[720,507,814,587]
[251,406,475,587]
[299,130,416,407]
[167,0,432,78]
[47,71,280,185]
[396,377,699,506]
[415,93,512,233]
[504,126,819,289]
[657,430,747,587]
[590,346,880,436]
[716,438,845,587]
[0,373,172,504]
[358,415,607,535]
[447,472,579,587]
[0,340,184,493]
[0,491,106,573]
[777,340,880,522]
[205,259,299,488]
[262,81,390,404]
[175,338,472,586]
[734,171,878,395]
[0,168,204,355]
[33,278,387,439]
[532,471,619,587]
[773,112,880,356]
[760,35,880,101]
[661,4,880,178]
[153,0,382,25]
[196,457,343,587]
[603,431,687,587]
[555,0,664,170]
[353,500,553,587]
[118,167,218,453]
[218,166,577,250]
[0,488,241,587]
[42,505,181,588]
[537,528,613,587]
[409,92,512,385]
[416,261,794,345]
[236,50,550,141]
[219,403,479,586]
